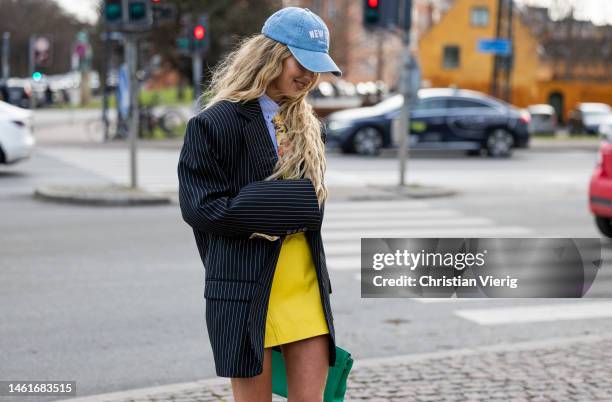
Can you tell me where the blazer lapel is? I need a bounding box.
[234,98,278,179]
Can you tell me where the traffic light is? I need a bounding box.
[127,0,149,23]
[104,0,122,26]
[364,0,381,28]
[151,0,175,26]
[176,14,192,55]
[193,15,209,54]
[193,25,205,40]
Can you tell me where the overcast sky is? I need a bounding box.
[55,0,612,26]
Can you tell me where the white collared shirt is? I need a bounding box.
[257,93,280,154]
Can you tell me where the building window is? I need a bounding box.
[443,45,460,69]
[471,7,489,26]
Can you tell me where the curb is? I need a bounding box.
[330,184,457,202]
[33,184,172,206]
[32,184,456,207]
[56,333,612,402]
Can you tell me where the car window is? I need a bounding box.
[414,98,447,111]
[372,94,404,113]
[583,111,610,117]
[447,99,492,109]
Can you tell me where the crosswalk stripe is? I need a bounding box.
[454,301,612,325]
[325,200,431,211]
[323,217,494,230]
[409,297,489,303]
[322,226,533,244]
[324,210,463,221]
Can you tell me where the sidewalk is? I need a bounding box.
[59,334,612,402]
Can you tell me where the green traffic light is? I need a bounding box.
[32,72,42,81]
[128,1,147,21]
[105,2,121,22]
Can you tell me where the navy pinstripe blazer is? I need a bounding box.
[177,98,336,378]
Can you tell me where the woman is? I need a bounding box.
[177,7,342,402]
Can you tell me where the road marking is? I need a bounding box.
[323,217,493,230]
[322,226,533,244]
[324,209,463,221]
[454,301,612,325]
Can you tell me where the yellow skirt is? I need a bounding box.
[264,232,329,348]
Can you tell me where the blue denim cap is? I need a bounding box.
[262,7,342,77]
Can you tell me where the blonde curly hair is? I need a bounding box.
[201,33,327,206]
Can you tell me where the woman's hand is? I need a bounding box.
[249,232,280,241]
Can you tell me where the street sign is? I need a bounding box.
[32,35,52,67]
[118,63,130,119]
[477,38,512,55]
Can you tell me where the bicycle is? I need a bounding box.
[138,104,187,139]
[86,115,128,143]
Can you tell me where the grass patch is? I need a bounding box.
[53,87,197,109]
[534,134,599,141]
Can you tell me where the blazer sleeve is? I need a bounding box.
[178,114,322,237]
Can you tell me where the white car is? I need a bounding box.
[0,100,35,164]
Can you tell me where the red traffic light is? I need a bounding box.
[368,0,379,7]
[193,25,205,40]
[151,0,161,3]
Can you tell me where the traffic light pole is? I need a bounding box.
[192,52,202,101]
[397,31,410,187]
[397,0,417,187]
[125,34,139,189]
[1,32,9,81]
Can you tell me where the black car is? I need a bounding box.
[324,88,531,157]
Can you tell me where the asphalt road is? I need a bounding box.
[1,140,611,400]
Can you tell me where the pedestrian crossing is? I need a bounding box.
[454,301,612,325]
[322,199,535,271]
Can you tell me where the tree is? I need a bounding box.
[0,0,89,77]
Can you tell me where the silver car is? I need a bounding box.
[527,104,557,135]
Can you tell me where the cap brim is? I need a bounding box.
[288,45,342,77]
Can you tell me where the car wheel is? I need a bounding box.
[485,129,514,158]
[595,216,612,238]
[352,127,383,156]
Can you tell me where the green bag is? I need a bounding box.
[271,345,353,402]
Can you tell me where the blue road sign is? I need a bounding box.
[118,63,130,119]
[477,39,512,55]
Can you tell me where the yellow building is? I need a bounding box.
[418,0,612,123]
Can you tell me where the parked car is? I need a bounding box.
[589,134,612,237]
[324,88,531,157]
[598,115,612,139]
[527,104,557,135]
[4,81,33,109]
[568,103,611,135]
[0,100,35,164]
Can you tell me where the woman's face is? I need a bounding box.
[267,55,315,101]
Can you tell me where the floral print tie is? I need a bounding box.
[272,113,289,158]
